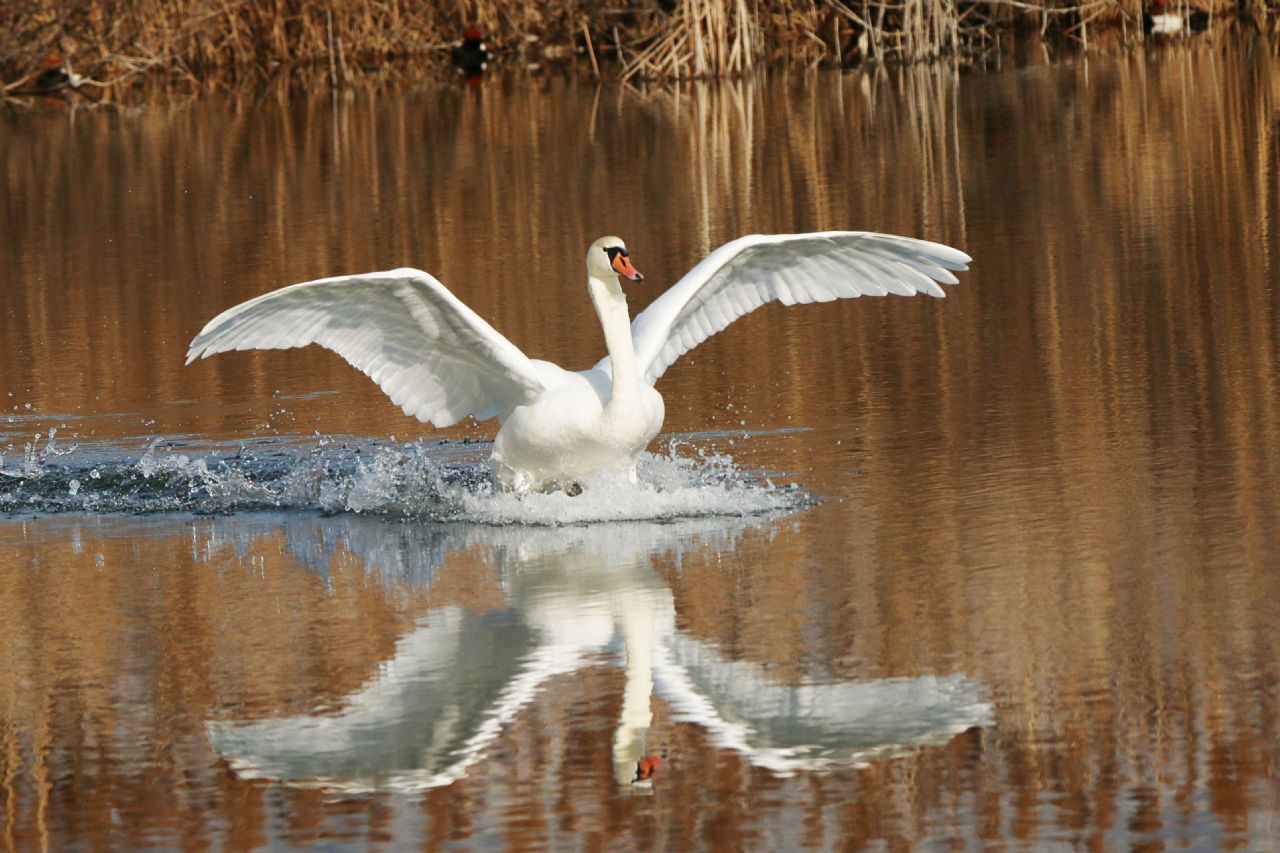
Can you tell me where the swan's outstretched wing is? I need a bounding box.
[186,268,546,427]
[611,232,970,385]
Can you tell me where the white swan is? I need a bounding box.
[186,232,969,492]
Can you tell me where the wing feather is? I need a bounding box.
[606,232,969,385]
[186,268,546,427]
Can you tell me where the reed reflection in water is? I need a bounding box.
[0,33,1279,852]
[0,63,977,442]
[0,513,994,850]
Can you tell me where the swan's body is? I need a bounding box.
[490,366,664,491]
[187,232,970,492]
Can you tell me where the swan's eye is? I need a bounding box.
[604,246,628,262]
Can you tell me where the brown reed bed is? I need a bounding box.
[0,0,1261,98]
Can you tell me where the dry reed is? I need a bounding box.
[0,0,1259,95]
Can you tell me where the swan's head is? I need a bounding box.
[588,236,644,283]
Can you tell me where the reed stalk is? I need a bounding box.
[0,0,1253,94]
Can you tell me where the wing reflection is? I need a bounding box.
[206,516,991,792]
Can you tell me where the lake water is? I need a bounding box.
[2,36,1279,850]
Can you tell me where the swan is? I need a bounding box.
[186,232,970,492]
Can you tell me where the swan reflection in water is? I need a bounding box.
[206,515,992,792]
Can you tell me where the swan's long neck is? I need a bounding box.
[589,275,641,405]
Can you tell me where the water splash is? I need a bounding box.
[0,433,808,524]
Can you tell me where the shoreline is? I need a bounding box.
[1,1,1259,102]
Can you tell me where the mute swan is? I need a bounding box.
[186,232,970,492]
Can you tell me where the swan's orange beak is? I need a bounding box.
[612,253,644,282]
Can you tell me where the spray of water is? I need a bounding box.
[0,431,808,524]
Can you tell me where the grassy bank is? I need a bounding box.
[0,0,1261,94]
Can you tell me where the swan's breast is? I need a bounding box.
[490,368,663,488]
[494,371,606,452]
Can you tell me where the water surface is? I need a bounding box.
[2,38,1279,850]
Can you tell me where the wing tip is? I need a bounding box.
[932,246,972,269]
[184,339,208,366]
[378,266,433,283]
[869,232,972,270]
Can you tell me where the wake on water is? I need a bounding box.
[0,428,808,525]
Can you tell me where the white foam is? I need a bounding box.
[328,444,797,524]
